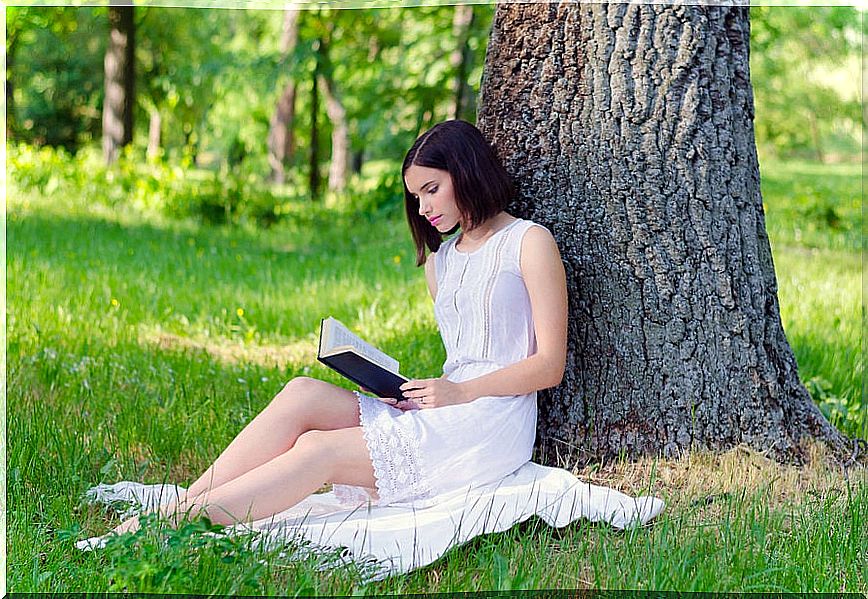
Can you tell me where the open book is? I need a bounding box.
[317,316,409,399]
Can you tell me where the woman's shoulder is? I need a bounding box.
[514,216,549,232]
[511,217,554,245]
[517,220,560,266]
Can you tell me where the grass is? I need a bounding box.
[5,149,865,592]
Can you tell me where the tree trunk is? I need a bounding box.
[808,111,825,163]
[477,3,852,465]
[7,35,16,139]
[352,148,364,174]
[267,7,300,185]
[309,38,321,200]
[317,32,349,193]
[450,4,475,121]
[147,109,161,161]
[318,72,349,192]
[102,3,135,165]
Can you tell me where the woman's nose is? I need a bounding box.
[418,200,430,216]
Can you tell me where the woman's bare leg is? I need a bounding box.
[110,377,363,534]
[184,377,360,496]
[117,427,376,532]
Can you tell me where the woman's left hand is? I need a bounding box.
[398,376,471,410]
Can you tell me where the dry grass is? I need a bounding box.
[572,440,866,512]
[138,326,317,370]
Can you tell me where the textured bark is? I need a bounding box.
[267,8,300,184]
[102,4,135,165]
[450,4,476,121]
[477,3,853,465]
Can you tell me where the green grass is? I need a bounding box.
[6,148,865,592]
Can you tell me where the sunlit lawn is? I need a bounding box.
[6,151,864,593]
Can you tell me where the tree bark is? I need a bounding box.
[309,38,321,200]
[318,72,350,192]
[477,3,853,465]
[317,32,349,193]
[450,4,476,122]
[102,3,135,165]
[267,7,300,185]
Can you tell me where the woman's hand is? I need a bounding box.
[397,375,471,410]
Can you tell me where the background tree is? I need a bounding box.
[267,7,301,184]
[102,3,135,164]
[450,4,477,121]
[8,6,856,196]
[477,3,855,465]
[316,18,350,193]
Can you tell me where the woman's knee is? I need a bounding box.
[292,429,372,486]
[271,376,320,410]
[291,430,334,472]
[271,376,360,430]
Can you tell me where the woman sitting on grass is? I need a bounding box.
[106,118,568,536]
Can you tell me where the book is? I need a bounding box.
[317,316,409,399]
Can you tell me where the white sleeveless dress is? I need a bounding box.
[333,218,547,508]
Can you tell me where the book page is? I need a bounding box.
[327,318,400,374]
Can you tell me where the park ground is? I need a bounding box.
[6,148,865,593]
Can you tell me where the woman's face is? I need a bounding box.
[404,165,463,233]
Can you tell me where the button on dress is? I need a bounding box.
[333,218,548,507]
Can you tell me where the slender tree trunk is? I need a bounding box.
[7,37,16,139]
[352,148,364,174]
[318,71,349,192]
[102,3,135,165]
[147,110,161,161]
[309,38,321,200]
[477,3,853,465]
[450,4,475,121]
[808,112,825,163]
[317,32,349,193]
[267,7,301,184]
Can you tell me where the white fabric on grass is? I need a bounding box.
[75,461,664,579]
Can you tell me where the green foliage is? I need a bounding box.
[7,7,106,150]
[750,7,861,161]
[9,6,860,171]
[8,5,494,180]
[341,167,406,219]
[7,142,295,227]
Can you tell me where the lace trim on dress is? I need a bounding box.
[336,391,433,507]
[332,482,374,507]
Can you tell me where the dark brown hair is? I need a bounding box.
[402,119,515,266]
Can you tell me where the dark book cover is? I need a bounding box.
[317,351,407,399]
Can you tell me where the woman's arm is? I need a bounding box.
[400,226,568,407]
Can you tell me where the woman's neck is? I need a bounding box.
[458,212,515,245]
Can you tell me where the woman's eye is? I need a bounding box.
[429,187,438,194]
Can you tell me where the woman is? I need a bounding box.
[108,119,568,535]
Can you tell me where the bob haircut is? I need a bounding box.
[402,119,515,266]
